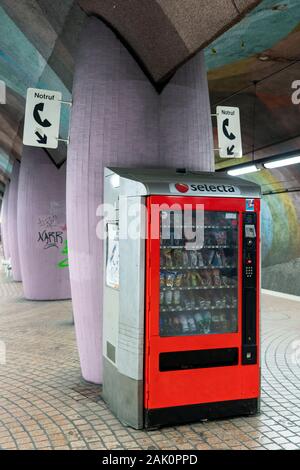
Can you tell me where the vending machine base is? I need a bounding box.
[145,398,259,429]
[103,357,144,429]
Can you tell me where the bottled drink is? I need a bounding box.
[174,272,184,287]
[173,290,181,307]
[189,251,198,268]
[203,311,212,334]
[165,290,173,306]
[194,312,204,332]
[179,315,189,334]
[187,315,197,333]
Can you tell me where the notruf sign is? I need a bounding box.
[23,88,62,149]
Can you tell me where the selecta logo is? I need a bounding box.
[173,183,238,194]
[175,183,189,193]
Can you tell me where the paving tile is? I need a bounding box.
[1,267,300,450]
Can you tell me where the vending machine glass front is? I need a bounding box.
[159,209,238,338]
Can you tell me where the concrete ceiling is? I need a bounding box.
[1,0,300,187]
[208,0,300,169]
[77,0,261,83]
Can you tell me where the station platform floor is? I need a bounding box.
[0,270,300,450]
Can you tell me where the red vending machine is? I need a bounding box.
[103,168,261,429]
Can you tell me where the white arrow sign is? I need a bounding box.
[216,106,243,158]
[23,88,62,149]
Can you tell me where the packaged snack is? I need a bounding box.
[174,272,184,287]
[190,272,201,287]
[160,291,165,306]
[201,270,213,287]
[212,269,222,287]
[165,271,176,288]
[160,252,165,267]
[164,249,173,268]
[173,250,184,267]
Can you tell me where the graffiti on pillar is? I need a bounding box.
[57,239,69,269]
[38,215,58,228]
[37,230,64,249]
[37,214,66,250]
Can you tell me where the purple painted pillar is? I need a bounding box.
[1,183,10,260]
[7,161,22,281]
[17,147,71,300]
[160,54,213,169]
[67,17,213,384]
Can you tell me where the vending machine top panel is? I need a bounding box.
[106,167,261,199]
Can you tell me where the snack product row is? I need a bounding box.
[160,269,237,289]
[160,310,237,336]
[160,290,238,310]
[160,227,237,248]
[160,248,235,269]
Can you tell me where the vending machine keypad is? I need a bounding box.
[242,213,258,365]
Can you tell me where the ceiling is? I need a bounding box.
[1,0,300,190]
[208,0,300,169]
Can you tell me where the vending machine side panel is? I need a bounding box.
[103,170,146,429]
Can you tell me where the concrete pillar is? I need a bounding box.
[0,183,10,260]
[160,54,213,170]
[7,161,22,281]
[67,17,214,384]
[17,147,71,300]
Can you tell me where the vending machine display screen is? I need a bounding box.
[159,210,239,337]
